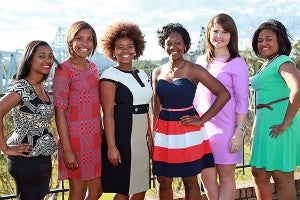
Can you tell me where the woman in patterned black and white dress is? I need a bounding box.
[0,40,57,199]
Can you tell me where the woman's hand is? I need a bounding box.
[180,115,201,126]
[269,123,290,138]
[108,146,121,166]
[230,129,243,153]
[63,150,79,171]
[3,144,31,156]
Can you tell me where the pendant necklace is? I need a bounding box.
[169,60,185,72]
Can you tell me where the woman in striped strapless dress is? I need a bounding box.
[151,23,230,200]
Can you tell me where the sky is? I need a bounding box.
[0,0,299,60]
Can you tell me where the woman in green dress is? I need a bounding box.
[250,19,300,200]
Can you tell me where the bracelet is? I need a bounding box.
[235,124,246,132]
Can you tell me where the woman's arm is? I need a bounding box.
[0,92,31,156]
[181,64,230,126]
[55,106,78,171]
[270,62,300,137]
[151,68,161,133]
[99,80,121,166]
[230,60,249,152]
[146,112,153,157]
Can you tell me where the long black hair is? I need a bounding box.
[16,40,54,82]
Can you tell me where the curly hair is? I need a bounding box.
[205,13,240,63]
[157,23,191,53]
[252,19,292,57]
[66,21,97,56]
[101,21,146,61]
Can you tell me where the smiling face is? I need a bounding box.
[164,31,185,60]
[257,29,279,60]
[30,45,54,76]
[71,28,94,58]
[209,22,231,50]
[113,37,136,64]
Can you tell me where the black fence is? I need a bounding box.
[0,87,256,199]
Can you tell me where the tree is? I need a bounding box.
[240,48,264,76]
[291,40,300,69]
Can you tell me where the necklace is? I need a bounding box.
[169,60,185,72]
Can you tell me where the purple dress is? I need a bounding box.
[193,56,249,164]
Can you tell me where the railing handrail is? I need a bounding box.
[0,87,256,199]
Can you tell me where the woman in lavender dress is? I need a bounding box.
[194,13,249,200]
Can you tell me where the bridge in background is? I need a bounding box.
[0,27,116,93]
[0,26,206,94]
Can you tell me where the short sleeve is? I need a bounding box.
[274,55,294,71]
[100,67,118,84]
[9,80,30,103]
[53,64,71,109]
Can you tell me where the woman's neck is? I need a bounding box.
[117,62,133,71]
[214,48,230,58]
[26,74,43,86]
[69,56,88,70]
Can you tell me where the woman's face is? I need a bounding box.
[209,22,231,50]
[164,31,185,61]
[113,37,136,64]
[30,45,54,76]
[71,28,94,58]
[257,29,279,60]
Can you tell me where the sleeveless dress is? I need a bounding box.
[53,60,102,180]
[152,78,214,177]
[100,67,153,195]
[249,55,300,172]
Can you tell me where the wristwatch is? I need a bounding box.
[235,124,246,132]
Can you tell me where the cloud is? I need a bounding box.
[0,0,299,60]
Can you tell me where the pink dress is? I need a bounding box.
[53,60,101,180]
[193,56,249,164]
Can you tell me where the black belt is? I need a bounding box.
[132,104,149,114]
[256,97,289,110]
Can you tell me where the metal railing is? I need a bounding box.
[0,87,256,199]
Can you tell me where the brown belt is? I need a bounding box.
[256,97,289,110]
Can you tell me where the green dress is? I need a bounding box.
[250,55,300,172]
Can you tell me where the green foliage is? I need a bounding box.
[240,48,264,76]
[0,113,59,198]
[240,41,300,75]
[0,112,16,196]
[133,60,158,77]
[291,40,300,69]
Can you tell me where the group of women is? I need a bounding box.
[0,12,299,200]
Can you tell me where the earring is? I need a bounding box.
[113,55,116,58]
